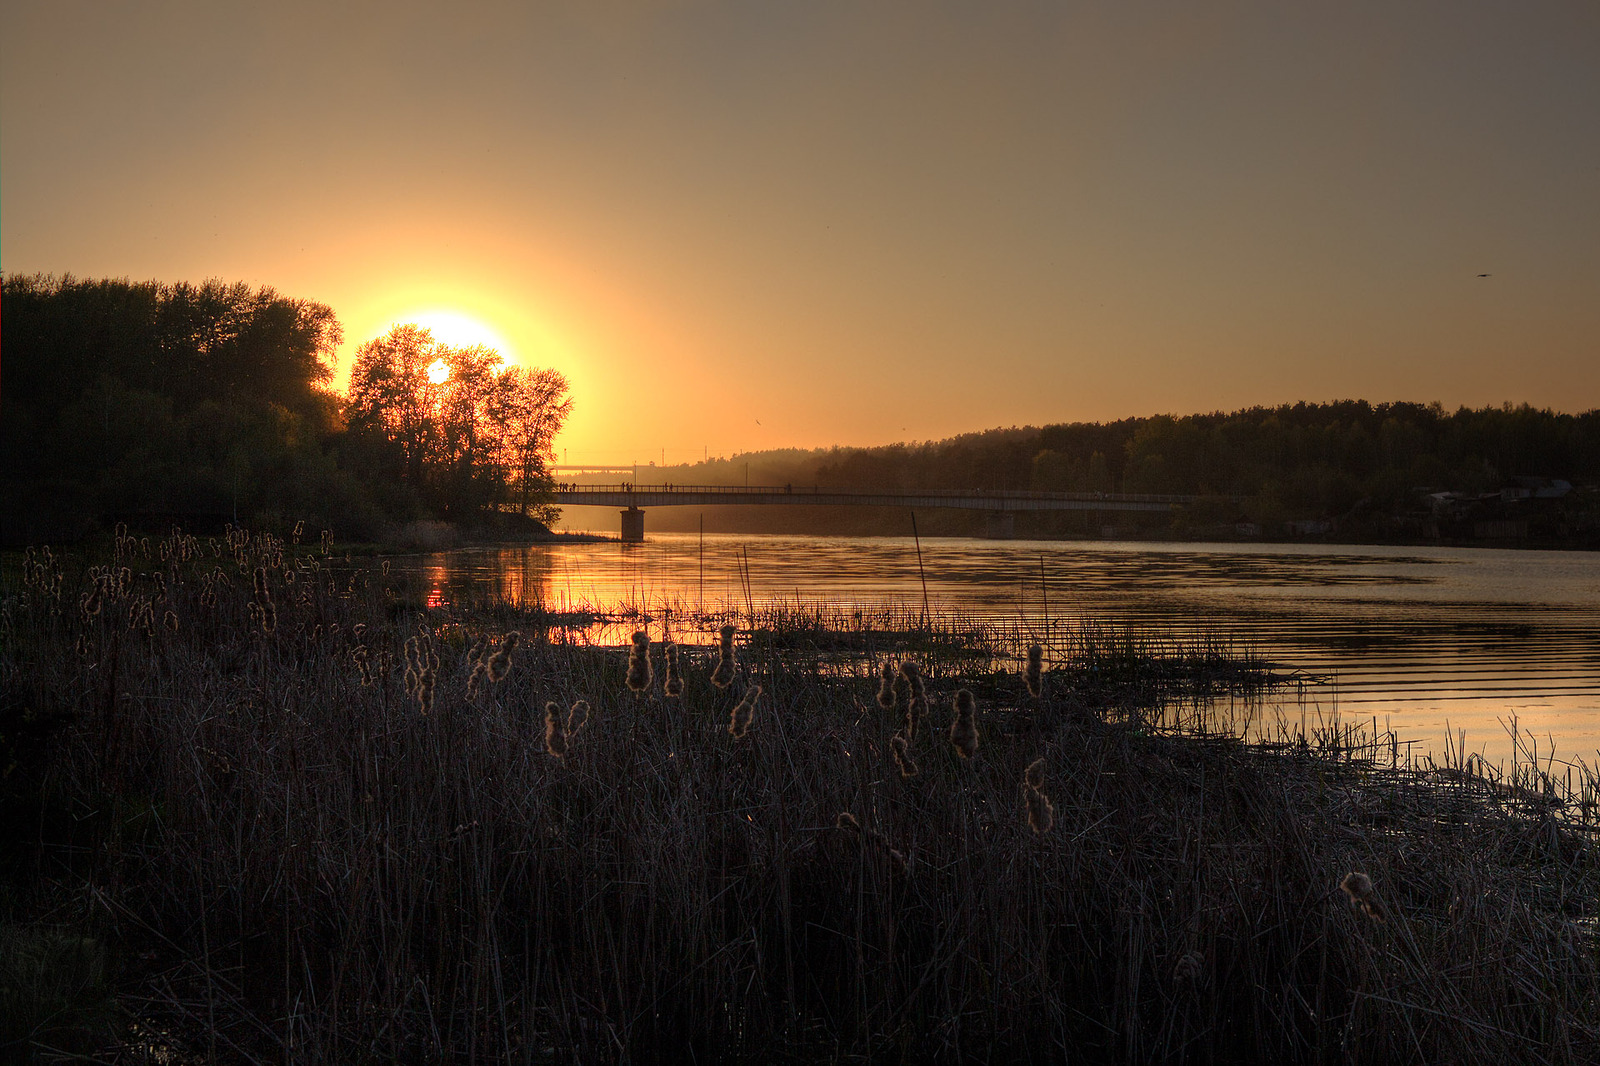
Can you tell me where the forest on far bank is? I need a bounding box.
[1,274,569,546]
[571,402,1600,543]
[5,274,1598,547]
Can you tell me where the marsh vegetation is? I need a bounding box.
[2,528,1597,1063]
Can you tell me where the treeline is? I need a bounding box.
[607,401,1600,539]
[1,275,569,543]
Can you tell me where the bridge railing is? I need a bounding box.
[554,483,1201,504]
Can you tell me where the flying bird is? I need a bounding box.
[1477,273,1492,277]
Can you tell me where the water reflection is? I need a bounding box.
[384,535,1600,767]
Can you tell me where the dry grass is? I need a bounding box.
[1,529,1597,1064]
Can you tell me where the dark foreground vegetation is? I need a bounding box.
[2,530,1597,1064]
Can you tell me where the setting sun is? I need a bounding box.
[404,309,516,362]
[426,358,450,385]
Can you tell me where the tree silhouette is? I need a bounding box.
[343,325,571,522]
[496,365,572,522]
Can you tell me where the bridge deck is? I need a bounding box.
[555,483,1192,513]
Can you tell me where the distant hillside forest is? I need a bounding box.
[1,275,569,545]
[574,404,1600,544]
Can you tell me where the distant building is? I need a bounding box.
[1502,476,1571,501]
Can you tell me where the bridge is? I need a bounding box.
[554,483,1203,541]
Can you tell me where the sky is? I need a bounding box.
[3,1,1597,464]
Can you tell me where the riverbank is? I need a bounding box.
[368,515,613,552]
[2,528,1596,1063]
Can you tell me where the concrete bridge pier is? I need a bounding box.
[620,507,645,542]
[982,510,1016,539]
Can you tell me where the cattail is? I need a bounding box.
[545,701,568,757]
[710,623,737,688]
[728,684,761,739]
[949,689,979,759]
[352,645,373,686]
[567,699,590,736]
[404,637,421,695]
[836,811,907,873]
[467,661,487,697]
[1025,784,1054,834]
[890,732,919,779]
[163,610,179,633]
[74,634,93,660]
[486,631,520,682]
[900,661,927,740]
[876,661,898,709]
[418,667,436,714]
[1172,951,1203,984]
[663,642,683,697]
[1024,757,1046,791]
[1340,871,1385,922]
[251,566,276,633]
[466,634,488,665]
[626,631,653,692]
[1025,644,1044,697]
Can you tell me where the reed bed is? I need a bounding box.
[0,529,1597,1064]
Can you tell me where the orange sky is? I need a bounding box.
[4,2,1597,464]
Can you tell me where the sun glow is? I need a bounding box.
[426,359,451,385]
[405,309,517,363]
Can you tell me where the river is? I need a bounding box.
[389,534,1600,769]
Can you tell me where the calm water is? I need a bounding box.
[392,534,1600,768]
